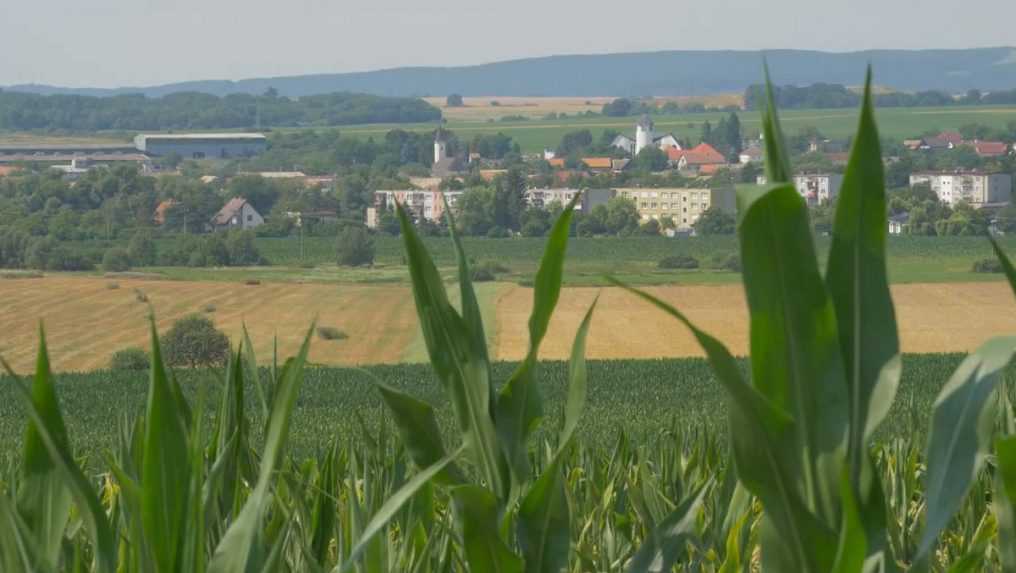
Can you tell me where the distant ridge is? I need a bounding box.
[8,48,1016,98]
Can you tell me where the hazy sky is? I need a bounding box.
[3,0,1015,87]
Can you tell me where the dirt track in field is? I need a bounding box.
[0,276,417,372]
[493,282,1016,360]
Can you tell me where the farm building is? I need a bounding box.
[134,133,267,159]
[615,187,736,229]
[909,171,1012,207]
[211,197,264,231]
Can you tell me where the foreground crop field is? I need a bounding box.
[0,354,978,464]
[2,275,1014,371]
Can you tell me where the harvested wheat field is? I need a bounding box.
[0,276,417,372]
[493,282,1016,361]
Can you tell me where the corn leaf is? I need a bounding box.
[737,182,849,524]
[208,324,314,573]
[141,317,192,573]
[559,297,596,451]
[454,485,525,573]
[2,354,116,573]
[761,66,793,184]
[610,280,837,571]
[830,471,866,573]
[366,373,466,486]
[16,326,72,569]
[496,196,577,481]
[397,203,506,497]
[337,445,464,573]
[826,68,901,458]
[994,435,1016,572]
[626,479,710,573]
[991,236,1016,301]
[517,454,569,573]
[918,335,1016,559]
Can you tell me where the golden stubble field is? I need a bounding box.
[493,282,1016,361]
[423,95,745,121]
[1,277,1013,372]
[0,277,418,372]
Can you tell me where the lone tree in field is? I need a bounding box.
[162,314,230,368]
[336,224,375,267]
[446,93,464,107]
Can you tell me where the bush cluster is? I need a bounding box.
[658,254,700,269]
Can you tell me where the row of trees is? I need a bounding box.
[0,89,441,130]
[744,82,1016,110]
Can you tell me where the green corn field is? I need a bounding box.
[4,70,1016,572]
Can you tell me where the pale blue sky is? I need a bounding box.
[3,0,1014,87]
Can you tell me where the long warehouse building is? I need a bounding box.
[133,133,267,159]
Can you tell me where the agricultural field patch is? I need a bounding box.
[0,276,418,372]
[493,282,1016,360]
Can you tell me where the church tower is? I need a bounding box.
[434,128,448,164]
[635,114,654,156]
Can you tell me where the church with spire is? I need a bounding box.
[611,114,682,156]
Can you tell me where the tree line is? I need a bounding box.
[744,83,1016,110]
[0,89,441,131]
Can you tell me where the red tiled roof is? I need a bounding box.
[212,197,250,225]
[939,131,964,145]
[581,157,613,169]
[548,158,565,168]
[974,141,1009,156]
[670,143,727,166]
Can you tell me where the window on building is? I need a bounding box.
[247,214,253,222]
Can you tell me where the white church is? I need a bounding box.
[611,115,681,156]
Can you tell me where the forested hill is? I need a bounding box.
[0,91,441,131]
[8,48,1016,98]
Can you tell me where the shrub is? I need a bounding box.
[471,268,496,282]
[102,248,132,272]
[336,225,375,267]
[316,326,348,341]
[471,260,509,282]
[203,304,217,313]
[162,314,230,368]
[973,258,1003,273]
[106,282,120,290]
[708,252,742,272]
[127,230,157,266]
[134,288,149,303]
[658,254,700,269]
[244,279,261,286]
[226,229,263,265]
[110,347,149,371]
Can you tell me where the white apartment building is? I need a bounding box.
[909,171,1012,207]
[793,174,843,205]
[614,187,736,229]
[524,188,615,212]
[366,190,463,228]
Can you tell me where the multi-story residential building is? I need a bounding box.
[793,173,843,205]
[909,171,1012,207]
[366,190,464,228]
[614,187,736,229]
[524,188,615,212]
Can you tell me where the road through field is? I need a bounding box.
[2,277,1014,371]
[494,282,1016,360]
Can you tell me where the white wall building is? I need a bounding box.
[909,171,1012,207]
[367,190,464,228]
[525,188,615,212]
[611,115,682,156]
[793,174,843,205]
[614,187,736,229]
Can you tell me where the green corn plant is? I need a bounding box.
[338,196,597,573]
[916,237,1016,570]
[612,67,943,572]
